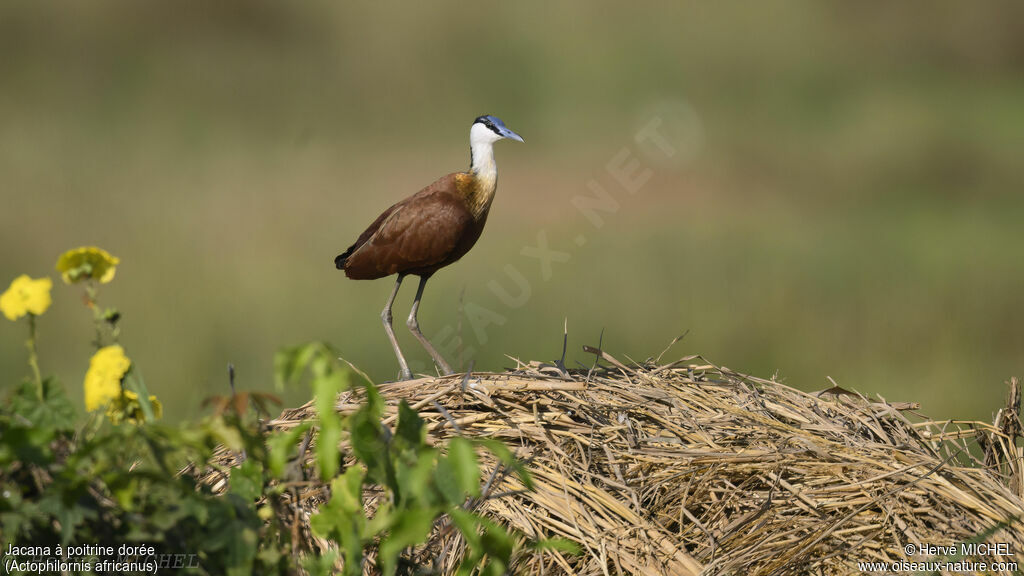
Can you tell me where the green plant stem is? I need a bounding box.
[27,313,43,400]
[86,281,103,349]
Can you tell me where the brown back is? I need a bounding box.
[337,173,481,279]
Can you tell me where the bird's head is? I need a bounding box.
[471,115,524,145]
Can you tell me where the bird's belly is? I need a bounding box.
[408,219,486,277]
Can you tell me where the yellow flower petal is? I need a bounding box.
[55,247,120,284]
[0,284,23,321]
[0,275,53,321]
[105,389,162,424]
[149,395,163,420]
[24,277,53,315]
[84,345,132,411]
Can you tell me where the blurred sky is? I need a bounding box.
[2,1,1023,421]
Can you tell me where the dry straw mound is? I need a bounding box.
[204,349,1024,575]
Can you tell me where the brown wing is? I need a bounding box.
[334,204,400,269]
[337,174,474,280]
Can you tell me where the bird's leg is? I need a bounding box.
[382,274,413,381]
[407,276,454,376]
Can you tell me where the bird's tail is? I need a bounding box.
[335,243,357,270]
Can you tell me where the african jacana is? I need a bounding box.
[335,115,524,380]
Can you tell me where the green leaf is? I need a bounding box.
[317,425,342,481]
[365,502,393,537]
[310,470,366,576]
[479,558,509,576]
[363,382,384,420]
[309,468,365,536]
[0,424,54,466]
[224,524,258,576]
[274,343,318,391]
[11,378,76,433]
[479,518,514,565]
[349,386,389,486]
[123,369,156,423]
[301,550,339,576]
[532,537,582,555]
[476,438,534,491]
[112,477,137,511]
[394,450,436,507]
[313,367,346,481]
[377,507,439,576]
[274,341,350,393]
[452,512,516,575]
[447,508,483,549]
[450,509,488,576]
[206,416,246,452]
[395,400,425,450]
[434,456,463,505]
[336,466,365,515]
[349,413,383,468]
[448,438,480,498]
[474,438,514,464]
[267,422,312,478]
[229,460,264,502]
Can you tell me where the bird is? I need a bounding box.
[335,115,524,380]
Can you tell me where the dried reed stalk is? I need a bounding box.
[199,352,1024,575]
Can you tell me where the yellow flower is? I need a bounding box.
[106,390,163,425]
[84,345,131,411]
[0,275,53,321]
[56,246,120,284]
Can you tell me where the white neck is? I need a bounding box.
[465,122,502,219]
[471,141,496,177]
[469,123,500,179]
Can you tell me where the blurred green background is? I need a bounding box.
[2,1,1022,421]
